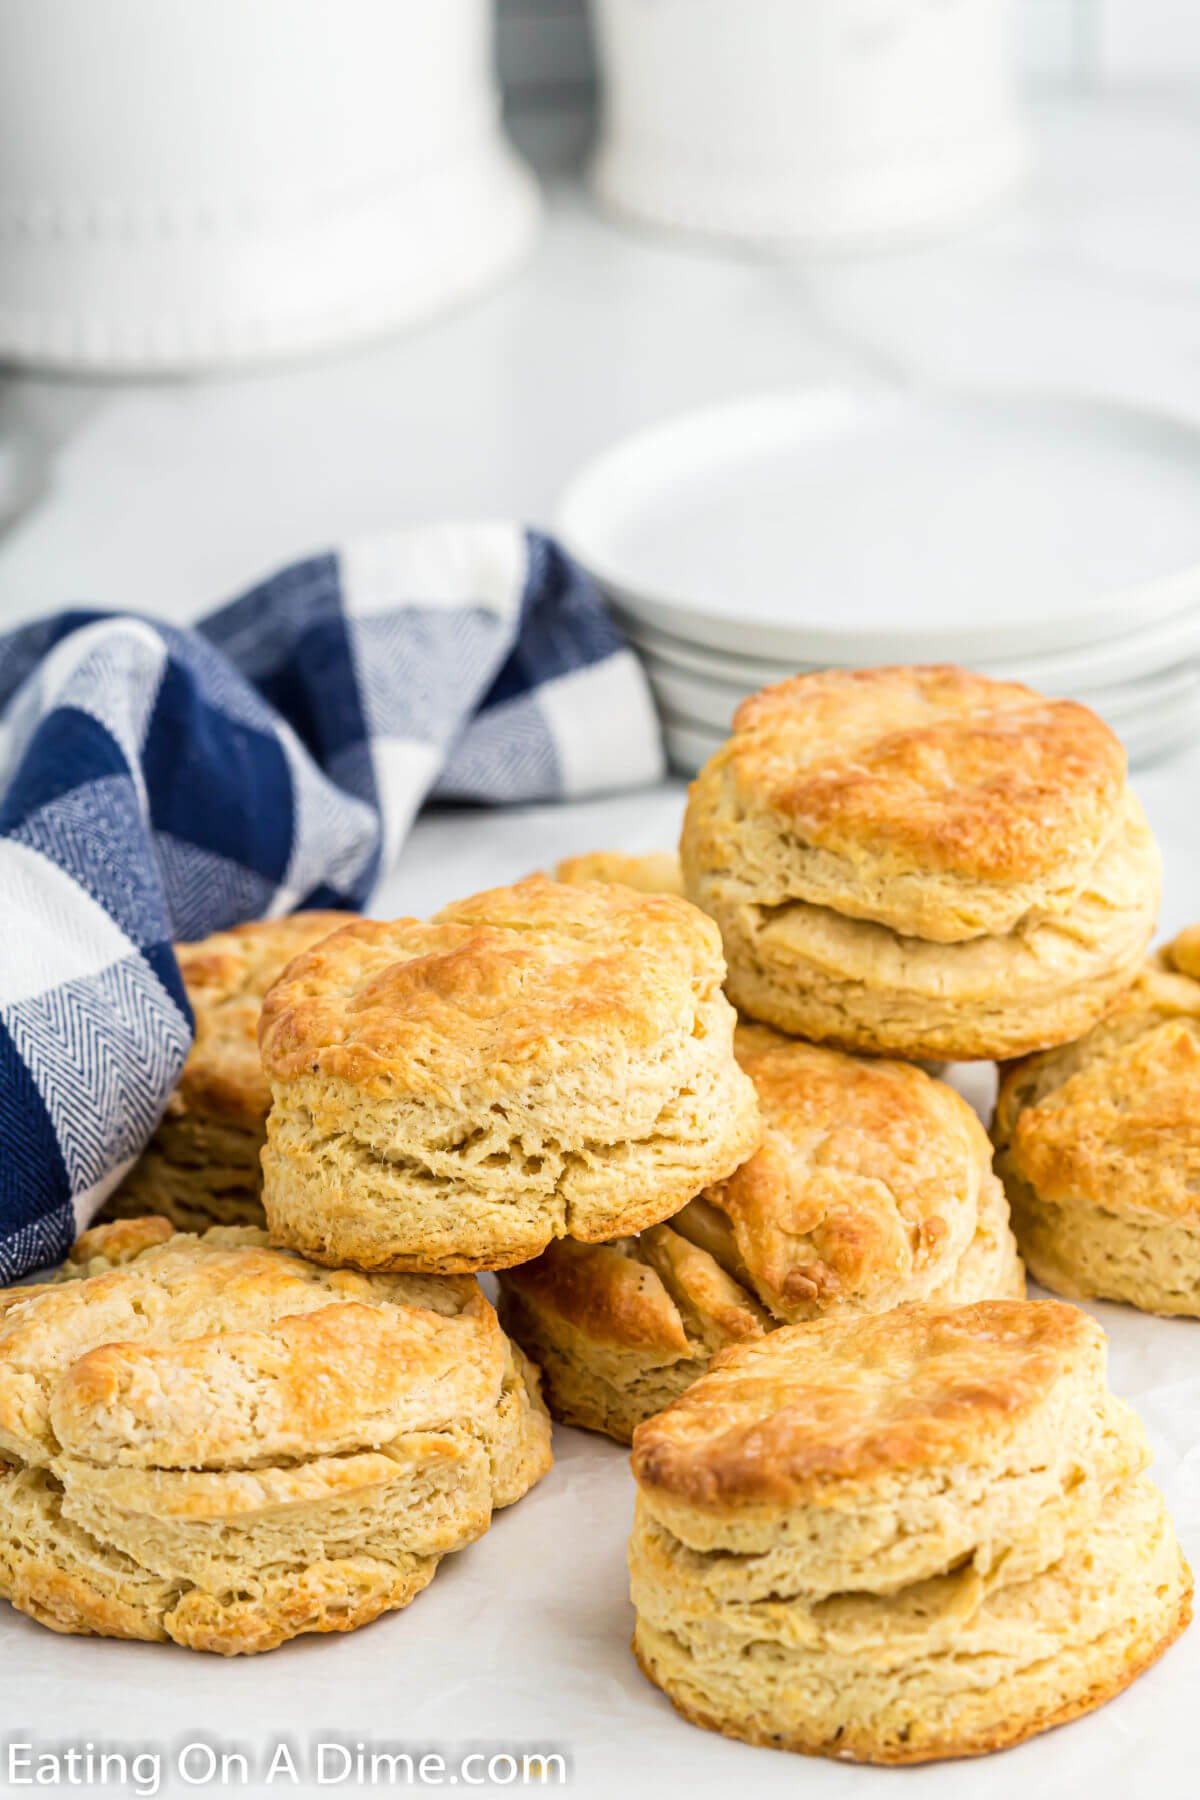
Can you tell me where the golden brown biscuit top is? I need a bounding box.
[631,1299,1098,1510]
[719,665,1126,884]
[995,933,1200,1219]
[0,1220,504,1468]
[554,850,684,896]
[693,1025,992,1321]
[259,876,727,1096]
[177,912,356,1125]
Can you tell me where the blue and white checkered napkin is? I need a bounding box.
[0,524,663,1282]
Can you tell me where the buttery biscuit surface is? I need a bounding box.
[727,665,1124,909]
[259,877,759,1273]
[177,912,359,1125]
[0,1220,551,1654]
[631,1299,1085,1511]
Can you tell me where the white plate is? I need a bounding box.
[622,599,1200,696]
[644,653,1200,736]
[558,386,1200,664]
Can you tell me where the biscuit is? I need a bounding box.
[993,927,1200,1316]
[629,1300,1190,1763]
[259,877,760,1274]
[498,1025,1023,1442]
[680,666,1161,1061]
[0,1220,551,1655]
[103,913,355,1231]
[555,850,683,895]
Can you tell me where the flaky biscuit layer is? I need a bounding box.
[499,1029,1023,1442]
[103,912,355,1230]
[627,1299,1190,1763]
[994,927,1200,1315]
[630,1301,1103,1523]
[700,790,1159,1062]
[631,1475,1190,1764]
[0,1220,550,1655]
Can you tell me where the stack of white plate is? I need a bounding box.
[557,387,1200,773]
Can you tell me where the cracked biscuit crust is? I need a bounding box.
[690,666,1127,940]
[499,1027,1022,1442]
[259,877,760,1273]
[0,1220,551,1655]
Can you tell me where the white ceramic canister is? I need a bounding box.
[589,0,1030,249]
[0,0,541,372]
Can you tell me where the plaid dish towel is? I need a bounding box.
[0,524,663,1281]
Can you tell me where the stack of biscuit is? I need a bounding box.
[0,873,758,1655]
[0,658,1191,1748]
[542,664,1191,1755]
